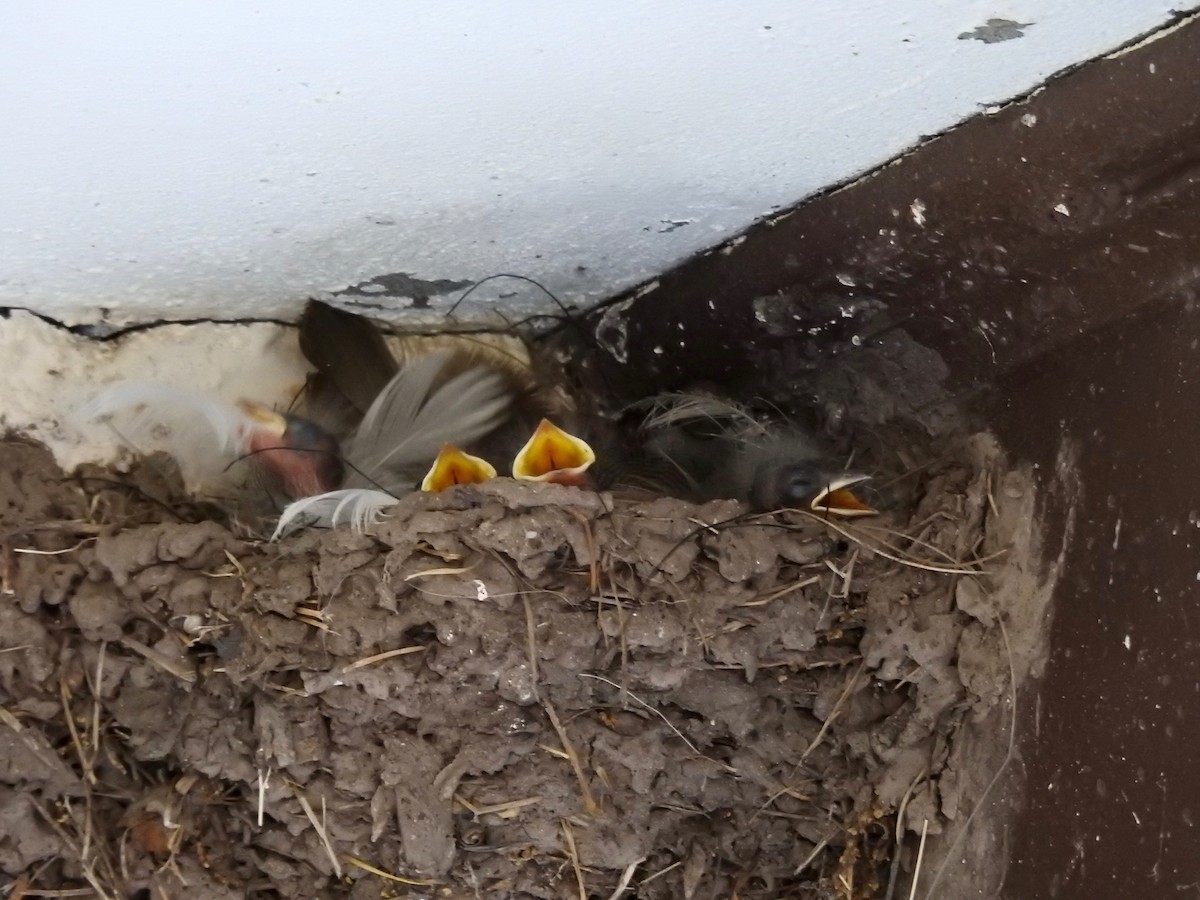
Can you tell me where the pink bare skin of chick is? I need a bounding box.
[240,403,344,499]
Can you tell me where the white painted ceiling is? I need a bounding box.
[1,1,1191,326]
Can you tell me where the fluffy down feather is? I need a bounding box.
[76,382,260,486]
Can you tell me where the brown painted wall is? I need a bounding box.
[572,15,1200,899]
[577,15,1200,410]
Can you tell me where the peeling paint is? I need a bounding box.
[594,298,634,364]
[634,280,661,300]
[958,18,1035,44]
[655,218,693,234]
[332,272,472,309]
[719,235,748,257]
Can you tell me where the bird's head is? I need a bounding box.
[239,402,344,498]
[752,459,876,516]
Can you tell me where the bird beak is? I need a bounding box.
[421,445,497,492]
[512,419,596,485]
[237,401,290,438]
[810,474,877,517]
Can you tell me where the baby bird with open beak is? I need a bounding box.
[713,435,875,516]
[511,418,597,486]
[420,445,497,492]
[633,394,876,516]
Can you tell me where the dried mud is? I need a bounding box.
[0,434,1050,898]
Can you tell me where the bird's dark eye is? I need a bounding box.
[752,460,823,510]
[779,468,817,503]
[284,417,329,446]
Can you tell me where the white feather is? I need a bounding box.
[75,382,257,484]
[343,351,511,490]
[271,488,399,539]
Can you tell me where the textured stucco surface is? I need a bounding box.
[1,1,1192,326]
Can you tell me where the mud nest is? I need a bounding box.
[0,434,1023,899]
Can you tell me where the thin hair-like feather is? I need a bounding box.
[271,488,399,539]
[637,392,768,441]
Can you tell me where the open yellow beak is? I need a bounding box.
[421,445,497,492]
[811,475,878,517]
[237,401,290,438]
[512,419,596,485]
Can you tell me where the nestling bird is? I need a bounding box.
[510,418,597,485]
[631,393,875,516]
